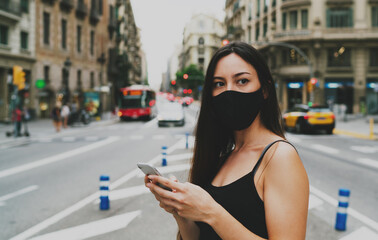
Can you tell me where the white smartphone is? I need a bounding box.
[137,163,172,191]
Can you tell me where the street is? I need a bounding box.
[1,102,378,240]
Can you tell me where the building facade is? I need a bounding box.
[225,0,378,115]
[0,0,36,122]
[180,13,225,73]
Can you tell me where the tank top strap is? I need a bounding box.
[251,140,296,176]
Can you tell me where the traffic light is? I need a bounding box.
[170,80,176,86]
[188,89,192,94]
[13,65,26,90]
[222,39,230,46]
[183,89,188,94]
[183,74,189,80]
[310,78,318,85]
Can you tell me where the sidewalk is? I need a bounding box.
[333,114,378,141]
[0,112,119,147]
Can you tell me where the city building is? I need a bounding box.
[162,44,182,93]
[33,0,119,118]
[225,0,378,115]
[0,0,36,122]
[180,13,225,72]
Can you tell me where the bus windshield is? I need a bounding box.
[120,93,146,108]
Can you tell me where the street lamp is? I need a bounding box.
[63,57,72,102]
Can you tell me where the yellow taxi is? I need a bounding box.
[283,104,335,134]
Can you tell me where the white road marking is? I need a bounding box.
[0,136,120,179]
[28,211,141,240]
[308,194,324,210]
[84,136,99,141]
[152,135,166,140]
[0,185,39,203]
[142,118,158,128]
[137,163,191,178]
[61,137,76,142]
[311,144,340,155]
[310,185,378,232]
[93,185,149,204]
[339,226,378,240]
[129,135,144,140]
[351,146,378,154]
[9,137,186,240]
[357,158,378,169]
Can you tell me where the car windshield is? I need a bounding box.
[310,107,332,112]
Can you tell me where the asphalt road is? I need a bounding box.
[1,101,377,240]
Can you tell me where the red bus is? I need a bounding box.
[118,85,157,120]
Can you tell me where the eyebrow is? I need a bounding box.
[213,72,251,80]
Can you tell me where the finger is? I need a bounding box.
[148,175,183,192]
[168,174,178,182]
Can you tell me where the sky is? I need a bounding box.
[130,0,225,90]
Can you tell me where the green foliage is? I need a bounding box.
[175,64,204,88]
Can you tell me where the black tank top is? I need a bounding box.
[196,140,294,239]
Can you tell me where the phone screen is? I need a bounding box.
[137,163,172,191]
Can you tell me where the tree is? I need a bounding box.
[175,64,204,98]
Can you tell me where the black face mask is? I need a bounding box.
[212,89,264,131]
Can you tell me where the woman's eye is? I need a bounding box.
[237,79,249,85]
[213,82,224,88]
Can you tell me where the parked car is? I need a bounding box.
[157,102,185,127]
[181,97,194,107]
[283,104,335,134]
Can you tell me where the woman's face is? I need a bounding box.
[212,53,261,97]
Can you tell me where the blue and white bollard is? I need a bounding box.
[335,188,350,231]
[162,146,167,166]
[185,133,189,149]
[99,175,110,210]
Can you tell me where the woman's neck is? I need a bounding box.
[233,116,274,151]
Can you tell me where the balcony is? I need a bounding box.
[41,0,57,5]
[281,0,311,9]
[0,1,21,22]
[76,0,87,19]
[60,0,74,12]
[90,9,100,25]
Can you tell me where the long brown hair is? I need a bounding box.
[189,41,285,187]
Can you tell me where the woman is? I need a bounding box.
[145,42,309,239]
[51,102,62,132]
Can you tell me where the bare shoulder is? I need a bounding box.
[264,141,307,182]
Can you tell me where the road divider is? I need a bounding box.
[335,188,350,231]
[99,175,110,210]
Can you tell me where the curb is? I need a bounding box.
[333,129,378,141]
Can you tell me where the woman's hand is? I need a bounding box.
[144,175,218,223]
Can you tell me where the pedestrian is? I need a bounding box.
[144,42,309,239]
[51,102,62,132]
[61,103,70,128]
[22,106,30,136]
[12,106,23,137]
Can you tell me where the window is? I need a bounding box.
[21,0,28,13]
[290,11,297,29]
[301,9,308,29]
[257,0,260,17]
[328,47,351,67]
[77,25,81,53]
[198,37,204,45]
[90,30,94,55]
[43,12,50,45]
[282,12,287,30]
[263,21,267,37]
[98,0,103,15]
[264,0,269,13]
[327,8,353,28]
[198,47,204,54]
[370,48,378,67]
[62,19,67,49]
[0,25,8,45]
[373,6,378,27]
[90,72,95,88]
[44,66,50,84]
[20,32,28,50]
[255,25,260,41]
